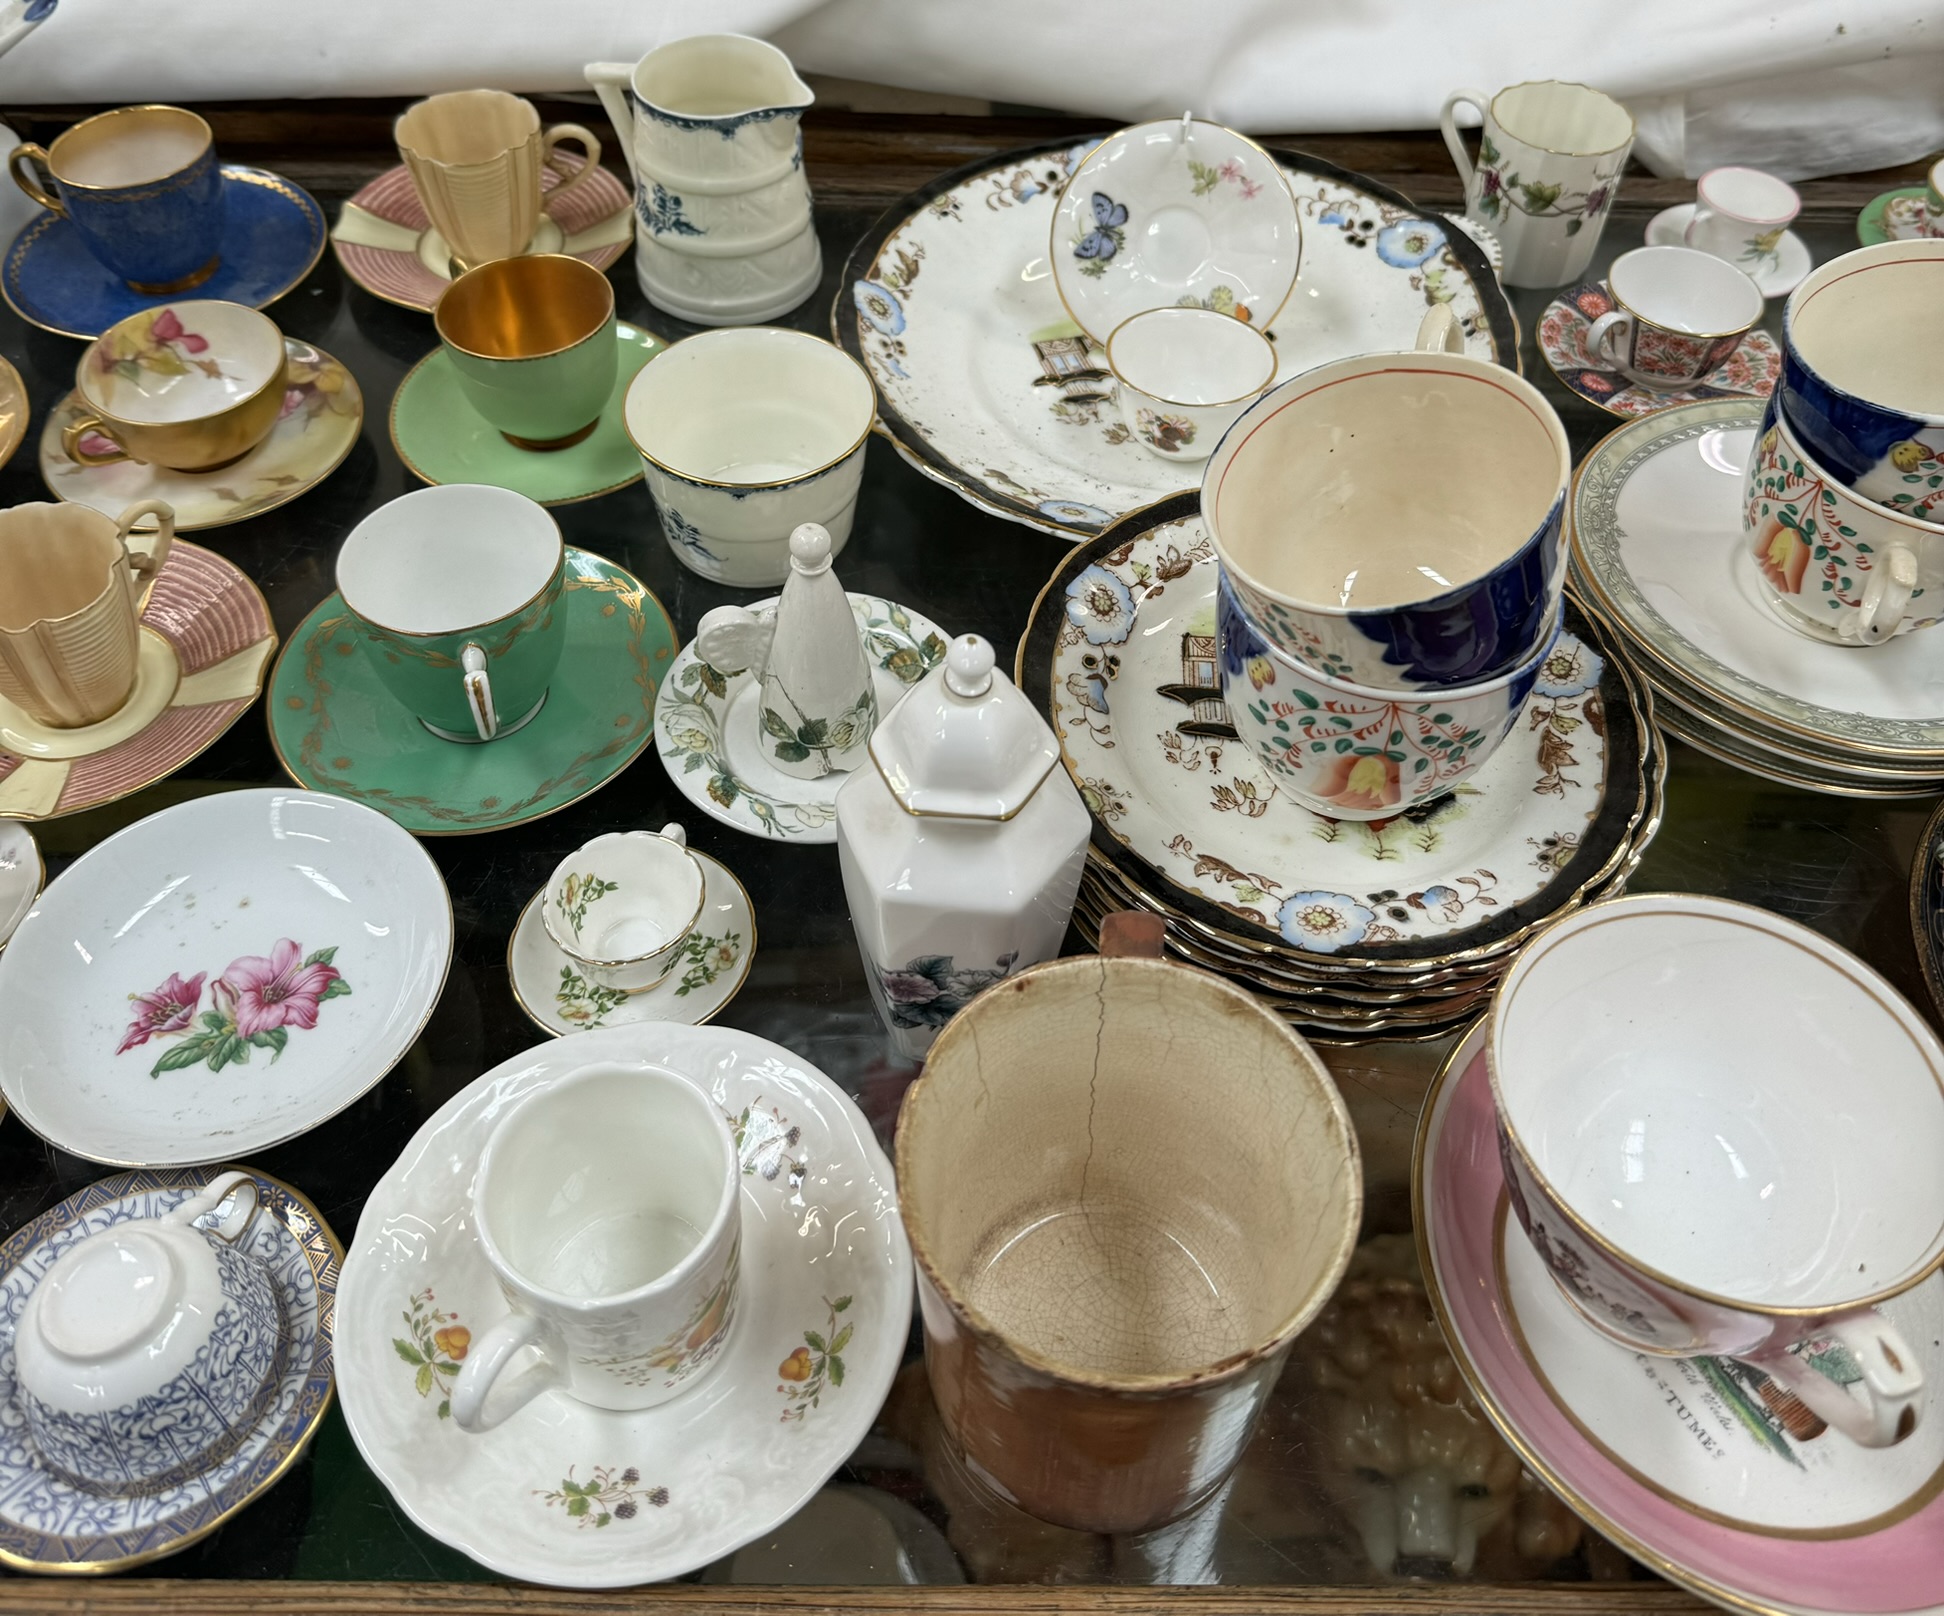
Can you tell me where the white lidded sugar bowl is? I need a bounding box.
[13,1170,284,1491]
[836,633,1089,1059]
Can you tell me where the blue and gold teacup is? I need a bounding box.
[8,106,227,293]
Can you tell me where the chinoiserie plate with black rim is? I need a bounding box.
[0,1167,339,1574]
[336,1022,912,1589]
[1538,280,1781,419]
[0,821,41,951]
[1570,400,1944,769]
[507,850,756,1037]
[654,592,949,844]
[268,549,676,837]
[0,789,451,1168]
[1416,1018,1944,1616]
[833,137,1516,540]
[2,167,327,340]
[42,339,362,531]
[0,541,277,822]
[1911,798,1944,1032]
[1017,491,1656,971]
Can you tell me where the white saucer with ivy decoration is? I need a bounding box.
[507,850,755,1036]
[655,591,950,844]
[335,1021,911,1588]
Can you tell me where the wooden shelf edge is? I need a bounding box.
[0,1581,1715,1616]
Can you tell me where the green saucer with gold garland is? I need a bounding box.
[267,548,675,835]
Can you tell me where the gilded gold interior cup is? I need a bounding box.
[433,253,617,450]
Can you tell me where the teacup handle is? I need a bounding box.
[1743,1310,1924,1448]
[461,642,498,742]
[7,142,61,215]
[450,1310,562,1432]
[1438,90,1490,193]
[1583,310,1634,370]
[540,122,603,214]
[1682,201,1718,248]
[165,1169,262,1244]
[583,63,642,189]
[1847,543,1919,646]
[693,604,774,677]
[1414,304,1464,354]
[115,499,175,611]
[62,415,135,467]
[654,821,687,849]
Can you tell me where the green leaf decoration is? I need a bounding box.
[393,1338,425,1366]
[437,1398,451,1420]
[832,1295,852,1312]
[415,1362,434,1397]
[566,1495,589,1517]
[304,946,339,967]
[201,1010,229,1033]
[761,707,795,741]
[319,978,353,1001]
[1564,216,1582,236]
[829,1355,846,1386]
[707,773,740,809]
[804,1329,827,1352]
[830,1324,854,1353]
[251,1026,290,1060]
[773,739,811,764]
[152,1036,218,1076]
[594,1513,611,1528]
[799,717,830,747]
[698,663,728,699]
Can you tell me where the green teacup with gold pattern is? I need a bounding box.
[335,484,566,742]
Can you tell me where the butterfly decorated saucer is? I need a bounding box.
[507,850,755,1037]
[1645,204,1811,298]
[1419,1018,1944,1616]
[335,1021,912,1588]
[391,322,663,506]
[0,1166,339,1574]
[41,338,362,531]
[331,160,633,314]
[0,821,39,951]
[3,166,326,340]
[655,592,949,844]
[268,549,676,837]
[0,542,276,822]
[0,788,451,1167]
[1539,281,1779,418]
[1052,118,1301,345]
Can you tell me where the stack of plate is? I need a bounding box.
[1017,493,1663,1041]
[1572,399,1944,797]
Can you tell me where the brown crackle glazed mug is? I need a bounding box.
[895,910,1364,1535]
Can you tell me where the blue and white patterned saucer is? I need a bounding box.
[1,167,327,339]
[0,1168,339,1573]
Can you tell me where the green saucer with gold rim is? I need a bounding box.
[390,322,665,507]
[1857,186,1930,246]
[267,548,675,835]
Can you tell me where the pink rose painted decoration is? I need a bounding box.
[121,939,352,1076]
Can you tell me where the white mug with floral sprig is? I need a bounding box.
[1441,81,1634,288]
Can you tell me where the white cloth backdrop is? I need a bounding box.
[2,0,1938,180]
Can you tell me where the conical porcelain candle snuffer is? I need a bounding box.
[693,522,876,781]
[835,633,1090,1058]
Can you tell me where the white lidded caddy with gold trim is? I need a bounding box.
[835,632,1088,1058]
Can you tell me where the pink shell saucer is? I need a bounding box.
[330,159,633,313]
[1416,1020,1944,1616]
[1539,281,1781,419]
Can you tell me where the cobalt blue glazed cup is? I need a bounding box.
[1201,348,1570,690]
[1777,240,1944,527]
[8,105,227,292]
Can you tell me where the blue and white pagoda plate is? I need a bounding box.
[835,137,1516,539]
[0,1167,339,1573]
[3,166,326,340]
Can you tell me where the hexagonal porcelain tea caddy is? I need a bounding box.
[834,634,1089,1059]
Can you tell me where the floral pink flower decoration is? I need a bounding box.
[148,307,208,353]
[214,938,343,1038]
[117,972,206,1054]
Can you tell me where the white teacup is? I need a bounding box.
[1491,893,1944,1448]
[540,824,707,991]
[1106,306,1276,464]
[1684,165,1800,275]
[1584,245,1764,390]
[451,1064,741,1430]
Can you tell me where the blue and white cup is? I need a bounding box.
[1215,572,1560,820]
[9,106,227,293]
[1202,345,1569,689]
[13,1171,283,1491]
[1778,239,1944,527]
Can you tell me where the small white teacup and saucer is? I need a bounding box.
[1647,165,1812,298]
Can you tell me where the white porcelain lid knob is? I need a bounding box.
[945,635,995,698]
[788,523,833,575]
[36,1229,177,1360]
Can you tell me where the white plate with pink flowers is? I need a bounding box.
[0,787,451,1166]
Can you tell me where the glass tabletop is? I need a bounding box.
[0,146,1925,1591]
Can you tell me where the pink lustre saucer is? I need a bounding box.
[0,543,275,821]
[1416,1019,1944,1616]
[1539,281,1780,419]
[331,160,633,314]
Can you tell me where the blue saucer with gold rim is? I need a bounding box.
[267,548,677,837]
[2,165,327,340]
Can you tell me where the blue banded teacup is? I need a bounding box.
[9,105,227,293]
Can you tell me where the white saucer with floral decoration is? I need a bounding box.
[335,1021,912,1588]
[507,850,755,1036]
